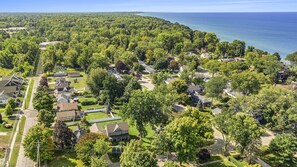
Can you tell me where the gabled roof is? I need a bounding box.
[90,123,105,134]
[56,110,76,119]
[57,102,78,111]
[106,122,129,134]
[187,85,204,94]
[0,91,10,100]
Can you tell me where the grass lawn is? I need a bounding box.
[25,80,35,110]
[85,112,109,121]
[67,72,87,90]
[9,116,26,167]
[80,104,104,111]
[48,151,85,167]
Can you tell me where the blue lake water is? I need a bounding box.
[139,12,297,58]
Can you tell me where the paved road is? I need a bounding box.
[16,77,40,167]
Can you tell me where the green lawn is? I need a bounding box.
[80,104,104,111]
[85,112,109,121]
[67,72,87,90]
[9,116,26,167]
[205,161,236,167]
[25,80,35,110]
[48,151,85,167]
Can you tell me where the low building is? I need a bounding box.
[90,122,130,142]
[192,94,212,107]
[187,85,204,95]
[56,110,79,121]
[67,72,81,78]
[57,102,79,112]
[53,72,67,77]
[0,91,10,106]
[165,77,176,85]
[55,78,70,92]
[138,60,156,74]
[56,93,71,104]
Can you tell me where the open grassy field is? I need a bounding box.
[85,112,109,121]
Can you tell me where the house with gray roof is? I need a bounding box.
[73,125,87,142]
[55,78,70,92]
[90,122,130,142]
[0,91,10,106]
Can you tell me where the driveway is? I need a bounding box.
[139,75,155,91]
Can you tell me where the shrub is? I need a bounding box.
[81,100,96,106]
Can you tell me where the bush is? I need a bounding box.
[81,100,96,106]
[198,149,211,162]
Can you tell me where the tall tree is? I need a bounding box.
[169,78,188,94]
[286,51,297,66]
[86,68,108,97]
[120,140,157,167]
[205,76,227,100]
[229,113,263,161]
[4,103,13,116]
[23,125,54,162]
[37,109,54,127]
[53,121,76,149]
[120,90,165,138]
[269,133,297,166]
[33,86,53,111]
[163,116,212,164]
[231,71,261,95]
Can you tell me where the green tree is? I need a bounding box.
[86,68,108,97]
[286,51,297,66]
[229,113,263,162]
[120,140,157,167]
[164,116,209,164]
[154,57,169,70]
[231,71,261,95]
[4,103,13,116]
[75,133,108,165]
[204,60,221,77]
[102,74,120,105]
[7,98,17,110]
[37,109,54,127]
[169,78,187,94]
[214,110,233,155]
[123,77,141,101]
[33,86,53,111]
[205,76,227,100]
[23,125,54,162]
[269,133,297,166]
[120,90,165,138]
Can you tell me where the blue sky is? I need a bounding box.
[0,0,296,12]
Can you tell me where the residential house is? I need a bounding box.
[67,72,81,78]
[192,94,212,107]
[53,72,67,77]
[90,122,130,142]
[187,85,204,95]
[138,60,156,74]
[165,77,176,85]
[73,125,87,142]
[56,102,80,121]
[55,78,70,92]
[0,74,26,103]
[0,91,10,106]
[56,93,71,104]
[108,68,123,81]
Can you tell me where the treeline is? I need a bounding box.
[0,30,39,76]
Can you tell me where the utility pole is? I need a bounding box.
[36,141,40,167]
